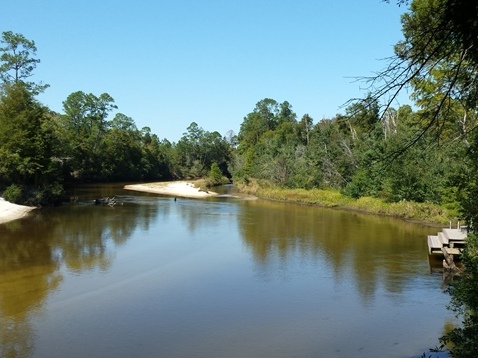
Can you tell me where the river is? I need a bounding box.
[0,183,453,358]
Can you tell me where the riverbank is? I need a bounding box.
[124,181,219,198]
[234,180,454,226]
[0,197,36,225]
[123,179,454,226]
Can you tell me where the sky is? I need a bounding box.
[3,0,410,142]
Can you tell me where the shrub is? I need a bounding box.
[208,162,224,185]
[3,184,24,204]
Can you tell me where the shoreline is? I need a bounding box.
[124,181,218,198]
[233,181,450,227]
[0,198,36,225]
[126,180,447,226]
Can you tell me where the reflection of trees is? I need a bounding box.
[175,199,233,233]
[0,189,162,357]
[0,218,60,358]
[48,199,160,272]
[50,207,119,272]
[238,200,431,303]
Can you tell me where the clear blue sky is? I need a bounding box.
[4,0,409,142]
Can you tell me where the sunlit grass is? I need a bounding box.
[235,179,453,225]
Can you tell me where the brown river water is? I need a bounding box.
[0,183,454,358]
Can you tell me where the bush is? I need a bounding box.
[208,162,223,185]
[2,183,65,206]
[440,234,478,357]
[3,184,24,204]
[25,183,65,206]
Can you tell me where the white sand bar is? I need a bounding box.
[124,181,218,199]
[0,197,36,225]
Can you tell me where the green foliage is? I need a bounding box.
[3,184,23,204]
[440,234,478,357]
[377,1,478,353]
[32,182,65,206]
[59,90,117,181]
[0,31,48,94]
[175,122,231,179]
[208,162,224,185]
[346,168,379,199]
[103,113,143,180]
[0,83,62,187]
[1,182,63,206]
[235,179,451,223]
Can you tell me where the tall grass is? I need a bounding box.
[235,179,455,226]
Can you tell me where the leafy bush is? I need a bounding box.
[2,183,64,206]
[32,183,65,206]
[440,234,478,357]
[3,184,24,204]
[208,162,225,185]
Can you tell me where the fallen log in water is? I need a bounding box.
[94,196,117,206]
[442,247,462,273]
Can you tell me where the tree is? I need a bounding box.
[139,128,174,180]
[59,91,117,180]
[372,1,478,135]
[0,31,48,94]
[175,122,231,179]
[0,83,62,204]
[103,113,143,180]
[386,0,478,63]
[376,1,478,353]
[208,162,223,185]
[297,114,313,146]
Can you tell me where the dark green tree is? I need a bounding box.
[377,1,478,353]
[0,83,62,204]
[59,91,117,180]
[138,127,174,180]
[297,114,313,146]
[175,122,231,179]
[103,113,143,180]
[208,162,223,185]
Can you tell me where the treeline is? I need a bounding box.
[231,96,469,215]
[0,30,236,206]
[0,29,474,218]
[0,82,232,205]
[0,29,473,213]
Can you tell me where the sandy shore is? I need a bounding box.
[0,198,36,225]
[124,181,218,199]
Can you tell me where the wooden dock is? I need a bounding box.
[427,227,467,256]
[427,225,467,275]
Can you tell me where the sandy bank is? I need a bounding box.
[0,198,36,225]
[124,181,218,199]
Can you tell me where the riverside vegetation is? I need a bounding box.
[1,0,478,355]
[234,179,451,226]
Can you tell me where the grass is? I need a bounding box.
[234,179,456,226]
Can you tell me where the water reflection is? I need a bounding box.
[0,185,450,358]
[0,216,61,358]
[174,198,238,233]
[238,200,432,304]
[0,188,162,358]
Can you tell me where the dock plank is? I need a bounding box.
[444,247,462,255]
[428,235,442,254]
[443,228,467,242]
[438,232,449,245]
